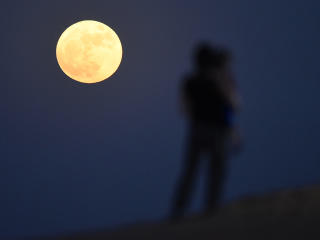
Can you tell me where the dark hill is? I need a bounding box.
[39,185,320,240]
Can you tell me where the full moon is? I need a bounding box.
[56,20,122,83]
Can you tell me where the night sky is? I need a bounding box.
[1,0,320,238]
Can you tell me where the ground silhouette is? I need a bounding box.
[36,184,320,240]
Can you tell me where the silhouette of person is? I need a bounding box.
[171,43,241,219]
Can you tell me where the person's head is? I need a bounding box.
[193,43,231,72]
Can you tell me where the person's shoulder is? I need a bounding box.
[182,72,197,85]
[180,74,194,92]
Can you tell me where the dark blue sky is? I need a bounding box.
[1,0,320,238]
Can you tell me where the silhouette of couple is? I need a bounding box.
[171,43,242,219]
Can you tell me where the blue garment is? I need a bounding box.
[224,106,235,127]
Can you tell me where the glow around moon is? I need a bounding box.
[56,20,122,83]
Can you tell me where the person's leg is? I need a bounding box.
[205,128,227,214]
[171,136,201,218]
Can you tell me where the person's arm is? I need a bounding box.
[179,84,191,116]
[217,69,242,112]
